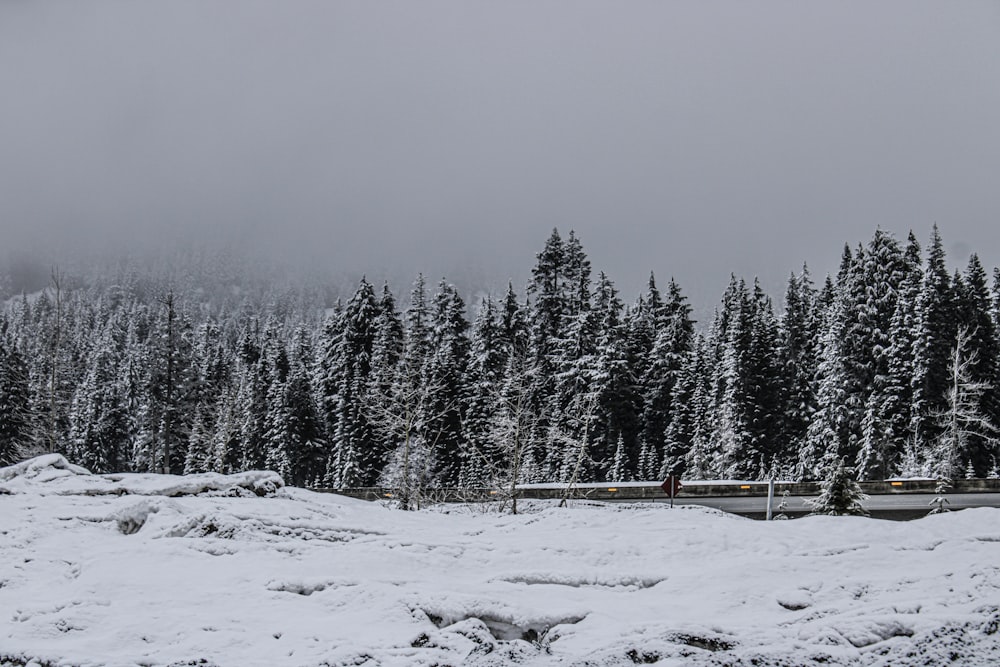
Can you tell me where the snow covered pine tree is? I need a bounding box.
[808,458,869,516]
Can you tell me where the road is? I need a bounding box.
[631,492,1000,520]
[322,484,1000,519]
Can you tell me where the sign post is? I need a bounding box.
[660,476,682,508]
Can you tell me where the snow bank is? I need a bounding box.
[0,454,284,498]
[2,463,999,666]
[0,453,90,484]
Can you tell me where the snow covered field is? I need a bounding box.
[2,456,999,666]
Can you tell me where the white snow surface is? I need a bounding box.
[2,456,999,666]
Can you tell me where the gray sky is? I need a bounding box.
[2,1,999,311]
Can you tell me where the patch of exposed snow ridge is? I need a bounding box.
[1,455,1000,666]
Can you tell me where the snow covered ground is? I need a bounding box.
[2,456,999,666]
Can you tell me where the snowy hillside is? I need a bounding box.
[2,456,999,667]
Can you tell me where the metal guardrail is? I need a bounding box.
[313,479,1000,503]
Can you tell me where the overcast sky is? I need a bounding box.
[2,1,999,309]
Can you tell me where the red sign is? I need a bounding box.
[661,476,682,497]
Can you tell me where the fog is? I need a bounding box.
[2,1,999,309]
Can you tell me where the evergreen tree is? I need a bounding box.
[260,331,326,485]
[522,230,603,480]
[127,330,160,472]
[712,279,754,478]
[706,277,785,479]
[747,280,786,476]
[669,335,711,478]
[853,231,913,478]
[405,274,433,373]
[366,275,439,506]
[186,320,229,464]
[462,296,503,487]
[370,284,404,398]
[326,279,380,487]
[314,304,344,468]
[183,406,213,474]
[68,329,130,473]
[623,304,654,478]
[873,260,922,478]
[778,266,819,468]
[639,276,694,479]
[951,254,1000,474]
[562,231,593,319]
[263,342,294,481]
[991,268,1000,333]
[238,344,270,472]
[498,282,529,361]
[284,329,327,485]
[913,225,957,451]
[827,231,908,478]
[134,291,198,474]
[368,284,405,462]
[209,387,242,474]
[422,280,470,485]
[525,231,568,479]
[0,337,32,466]
[527,229,565,371]
[588,272,636,479]
[800,293,855,480]
[550,308,597,482]
[43,269,69,456]
[808,458,869,516]
[608,433,628,482]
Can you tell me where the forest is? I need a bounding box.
[1,226,999,489]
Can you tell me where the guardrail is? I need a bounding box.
[313,478,1000,503]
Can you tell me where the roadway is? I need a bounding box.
[322,483,1000,520]
[630,492,1000,520]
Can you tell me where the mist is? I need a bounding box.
[3,1,999,309]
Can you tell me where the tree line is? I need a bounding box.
[1,226,998,488]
